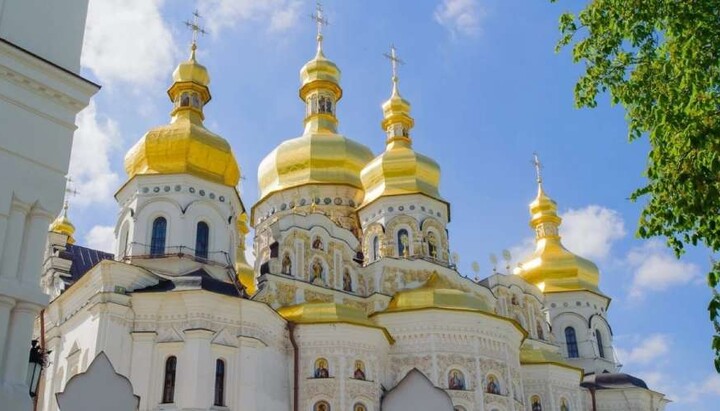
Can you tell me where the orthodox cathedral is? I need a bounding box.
[36,8,669,411]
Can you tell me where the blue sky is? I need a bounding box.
[69,0,718,407]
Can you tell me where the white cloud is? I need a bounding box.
[82,0,177,86]
[616,334,670,366]
[560,205,626,260]
[199,0,302,35]
[627,239,701,299]
[434,0,485,38]
[68,101,122,207]
[85,225,116,253]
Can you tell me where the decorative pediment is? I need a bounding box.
[381,368,454,411]
[212,328,239,347]
[57,352,139,411]
[155,326,184,343]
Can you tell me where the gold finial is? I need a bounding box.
[310,1,329,56]
[532,152,543,187]
[383,44,405,96]
[184,9,208,58]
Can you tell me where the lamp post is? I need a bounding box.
[27,339,48,398]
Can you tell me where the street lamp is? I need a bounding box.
[27,339,48,398]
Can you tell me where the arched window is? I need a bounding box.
[448,369,465,390]
[536,322,544,340]
[119,224,129,258]
[596,329,606,358]
[354,404,367,411]
[343,269,353,292]
[214,359,225,406]
[195,221,209,259]
[397,229,410,258]
[312,236,324,250]
[161,356,177,404]
[565,327,579,358]
[314,401,331,411]
[150,217,167,257]
[281,253,292,275]
[427,232,438,259]
[180,93,190,107]
[531,395,543,411]
[560,397,570,411]
[372,236,380,261]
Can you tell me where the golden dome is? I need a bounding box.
[385,272,492,313]
[123,45,240,187]
[255,34,373,202]
[235,213,256,295]
[515,184,601,293]
[360,72,442,207]
[49,201,75,244]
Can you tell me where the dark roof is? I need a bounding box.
[134,269,241,297]
[62,244,114,284]
[581,373,649,390]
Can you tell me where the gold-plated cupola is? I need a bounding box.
[256,4,373,202]
[515,156,601,293]
[360,46,442,208]
[123,37,240,187]
[49,201,76,244]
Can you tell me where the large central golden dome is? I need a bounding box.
[124,45,240,187]
[256,37,372,202]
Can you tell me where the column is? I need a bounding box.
[0,296,16,375]
[19,210,53,283]
[180,329,214,409]
[130,332,156,411]
[0,201,28,279]
[3,302,41,384]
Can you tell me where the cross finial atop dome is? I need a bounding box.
[184,9,207,59]
[310,1,329,56]
[532,152,543,187]
[383,44,405,97]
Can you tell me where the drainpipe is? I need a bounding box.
[34,309,46,411]
[288,322,299,411]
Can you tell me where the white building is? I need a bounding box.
[0,0,98,409]
[35,22,668,411]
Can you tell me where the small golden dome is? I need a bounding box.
[515,184,601,293]
[171,45,210,87]
[360,76,442,207]
[385,272,492,313]
[49,202,76,244]
[255,36,373,202]
[124,45,240,187]
[235,213,256,295]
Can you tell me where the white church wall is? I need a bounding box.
[376,310,525,411]
[293,323,389,411]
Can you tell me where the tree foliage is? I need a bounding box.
[551,0,720,371]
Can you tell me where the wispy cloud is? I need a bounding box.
[627,239,701,299]
[68,101,122,207]
[85,225,116,253]
[199,0,303,35]
[434,0,485,38]
[616,334,670,366]
[82,0,177,87]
